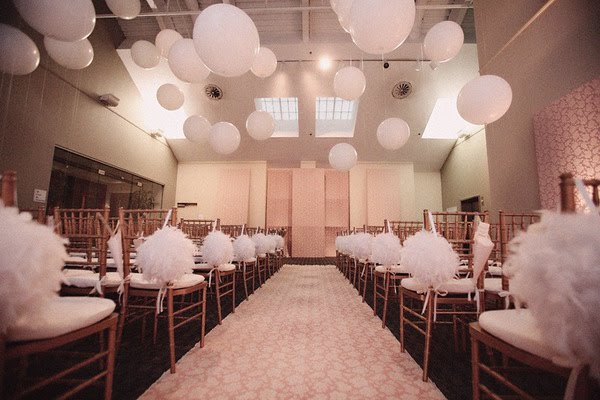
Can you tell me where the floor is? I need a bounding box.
[141,265,445,399]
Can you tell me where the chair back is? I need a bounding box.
[119,208,177,277]
[366,225,384,235]
[560,172,600,212]
[180,219,213,244]
[221,224,244,237]
[1,170,17,207]
[388,220,423,243]
[245,227,259,236]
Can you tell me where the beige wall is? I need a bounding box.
[0,18,178,209]
[474,0,600,214]
[414,172,443,220]
[440,131,491,212]
[176,162,267,227]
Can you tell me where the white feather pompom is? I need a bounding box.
[252,233,271,255]
[137,226,195,285]
[201,230,234,266]
[350,232,373,260]
[233,234,256,262]
[274,234,285,250]
[0,206,67,333]
[335,236,344,251]
[402,230,459,289]
[267,234,278,252]
[505,212,600,380]
[371,232,402,267]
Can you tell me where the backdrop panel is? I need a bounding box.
[366,169,402,226]
[325,170,349,256]
[216,169,251,225]
[292,168,325,257]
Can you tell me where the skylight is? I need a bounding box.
[421,98,482,139]
[255,97,299,137]
[315,97,358,138]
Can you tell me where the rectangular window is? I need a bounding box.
[255,97,299,137]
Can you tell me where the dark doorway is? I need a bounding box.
[461,196,481,212]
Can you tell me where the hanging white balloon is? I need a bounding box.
[105,0,141,20]
[349,0,415,55]
[251,47,277,78]
[156,83,184,110]
[193,4,260,77]
[0,24,40,75]
[329,143,358,171]
[13,0,96,42]
[423,21,464,64]
[246,110,275,141]
[331,0,354,33]
[333,66,366,101]
[155,29,183,59]
[130,40,160,69]
[44,37,93,70]
[168,39,210,83]
[457,75,513,125]
[209,122,241,154]
[183,115,211,143]
[377,118,410,150]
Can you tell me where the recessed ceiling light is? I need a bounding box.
[319,57,332,70]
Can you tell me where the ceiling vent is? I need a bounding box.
[392,81,412,99]
[204,84,223,100]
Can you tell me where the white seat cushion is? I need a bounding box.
[484,277,503,293]
[401,277,476,294]
[488,265,503,276]
[237,257,256,263]
[64,272,123,288]
[257,253,267,258]
[129,273,205,289]
[375,265,410,274]
[217,263,236,272]
[479,309,557,361]
[64,256,89,265]
[7,297,115,342]
[192,263,213,271]
[63,268,95,277]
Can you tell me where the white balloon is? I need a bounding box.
[193,4,260,77]
[332,0,354,33]
[183,115,211,143]
[155,29,183,58]
[44,37,93,70]
[377,118,410,150]
[168,39,210,83]
[0,24,40,75]
[106,0,141,20]
[156,83,184,110]
[209,122,241,154]
[329,143,357,171]
[13,0,96,42]
[246,110,275,141]
[423,21,464,63]
[334,66,366,100]
[251,47,277,78]
[457,75,513,125]
[131,40,160,69]
[349,0,415,55]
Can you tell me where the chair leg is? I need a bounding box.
[104,321,117,400]
[153,310,159,345]
[382,273,390,328]
[373,274,378,316]
[400,287,405,353]
[423,290,434,382]
[471,334,481,400]
[200,286,207,348]
[116,284,129,348]
[242,263,249,301]
[231,272,236,314]
[167,289,176,373]
[215,271,223,325]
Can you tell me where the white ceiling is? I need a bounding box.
[100,0,480,171]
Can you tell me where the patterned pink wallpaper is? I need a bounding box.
[533,77,600,209]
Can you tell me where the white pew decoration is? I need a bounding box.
[201,231,234,267]
[0,205,67,333]
[251,233,271,256]
[371,232,402,268]
[505,211,600,380]
[233,234,256,262]
[350,232,372,261]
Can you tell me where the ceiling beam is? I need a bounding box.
[448,0,470,25]
[146,0,175,30]
[302,0,310,43]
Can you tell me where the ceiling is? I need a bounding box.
[97,0,480,171]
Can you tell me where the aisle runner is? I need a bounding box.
[141,265,445,400]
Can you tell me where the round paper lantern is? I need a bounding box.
[329,143,357,171]
[377,118,410,150]
[251,47,277,78]
[209,122,241,154]
[155,29,183,58]
[0,24,40,75]
[334,66,366,100]
[131,40,160,69]
[183,115,211,143]
[457,75,513,125]
[44,37,93,70]
[193,4,260,77]
[156,83,184,110]
[246,110,275,141]
[349,0,415,55]
[106,0,140,20]
[423,21,464,63]
[168,39,210,83]
[13,0,96,42]
[331,0,354,33]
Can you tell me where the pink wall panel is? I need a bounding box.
[533,77,600,210]
[216,169,250,224]
[292,169,325,257]
[266,169,292,227]
[325,170,349,228]
[366,169,402,225]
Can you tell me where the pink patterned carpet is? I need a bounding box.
[141,265,445,400]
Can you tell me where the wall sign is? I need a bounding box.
[33,189,47,203]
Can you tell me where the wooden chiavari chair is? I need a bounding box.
[19,206,46,224]
[400,210,489,382]
[0,171,118,399]
[266,226,287,273]
[118,208,207,373]
[470,173,598,400]
[180,219,213,247]
[389,220,423,243]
